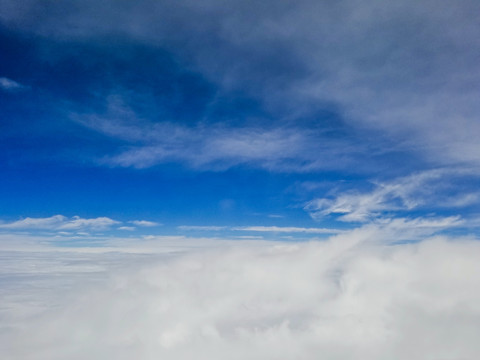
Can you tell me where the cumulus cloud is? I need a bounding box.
[1,226,479,359]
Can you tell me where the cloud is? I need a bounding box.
[20,0,477,169]
[75,104,362,172]
[130,220,161,227]
[233,226,342,234]
[1,228,479,359]
[177,225,341,235]
[178,225,228,231]
[3,1,478,171]
[0,216,164,233]
[0,215,119,231]
[118,226,136,231]
[0,77,27,92]
[305,170,480,222]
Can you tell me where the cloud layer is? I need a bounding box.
[1,231,480,359]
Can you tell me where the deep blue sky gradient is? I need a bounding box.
[1,1,479,242]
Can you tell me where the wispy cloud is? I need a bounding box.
[0,216,163,233]
[0,215,119,231]
[177,225,342,235]
[73,1,479,168]
[118,226,136,231]
[0,77,27,92]
[305,170,480,222]
[129,220,161,227]
[4,1,477,171]
[76,107,360,172]
[233,226,342,234]
[178,225,228,231]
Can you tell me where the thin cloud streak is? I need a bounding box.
[77,110,361,172]
[233,226,342,234]
[0,216,162,233]
[306,170,480,222]
[0,77,27,92]
[178,226,228,231]
[0,215,119,231]
[130,220,161,227]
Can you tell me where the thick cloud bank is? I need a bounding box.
[1,235,480,359]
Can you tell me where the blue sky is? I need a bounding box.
[1,0,479,242]
[2,2,480,359]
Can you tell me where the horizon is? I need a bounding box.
[1,0,480,358]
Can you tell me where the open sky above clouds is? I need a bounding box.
[1,0,480,359]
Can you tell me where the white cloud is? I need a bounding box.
[81,114,358,172]
[2,1,479,171]
[0,215,120,231]
[176,225,341,235]
[306,170,480,222]
[5,1,477,171]
[1,227,479,359]
[118,226,136,231]
[130,220,161,227]
[0,77,27,92]
[178,225,227,231]
[233,226,342,234]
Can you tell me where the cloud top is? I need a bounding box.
[1,233,480,359]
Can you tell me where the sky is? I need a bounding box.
[1,0,480,359]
